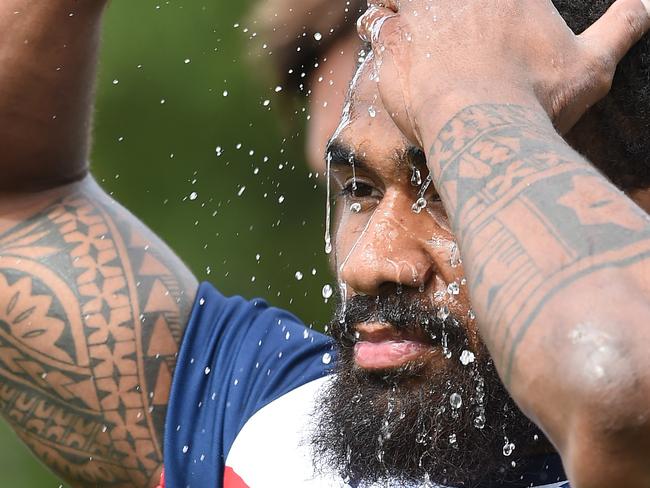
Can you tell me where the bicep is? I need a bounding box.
[0,176,197,487]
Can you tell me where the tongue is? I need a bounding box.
[354,340,431,369]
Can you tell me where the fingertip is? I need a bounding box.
[357,6,395,43]
[641,0,650,16]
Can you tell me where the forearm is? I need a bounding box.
[0,0,108,191]
[422,101,650,481]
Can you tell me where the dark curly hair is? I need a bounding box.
[253,0,650,190]
[554,0,650,191]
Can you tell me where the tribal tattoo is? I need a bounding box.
[0,184,196,487]
[428,104,650,384]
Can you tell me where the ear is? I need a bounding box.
[629,187,650,213]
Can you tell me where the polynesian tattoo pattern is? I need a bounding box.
[429,104,650,384]
[0,192,193,487]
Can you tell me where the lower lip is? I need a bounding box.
[354,340,432,370]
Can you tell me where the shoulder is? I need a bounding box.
[163,283,336,487]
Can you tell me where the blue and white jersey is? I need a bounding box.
[164,282,570,488]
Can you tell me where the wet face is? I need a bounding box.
[310,59,549,487]
[330,55,481,387]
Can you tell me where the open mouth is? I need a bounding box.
[353,321,436,370]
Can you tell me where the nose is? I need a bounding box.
[339,191,437,296]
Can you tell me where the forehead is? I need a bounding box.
[330,60,410,168]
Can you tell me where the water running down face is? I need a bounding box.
[310,59,551,487]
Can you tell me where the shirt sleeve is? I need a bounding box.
[163,282,336,488]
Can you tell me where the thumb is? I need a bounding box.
[579,0,650,65]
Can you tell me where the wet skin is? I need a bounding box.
[329,58,650,378]
[329,61,478,373]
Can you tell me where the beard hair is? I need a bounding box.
[310,293,549,488]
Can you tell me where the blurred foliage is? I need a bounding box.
[0,0,333,485]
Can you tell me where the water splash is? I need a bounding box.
[349,152,357,191]
[324,152,333,254]
[411,167,422,186]
[411,197,427,213]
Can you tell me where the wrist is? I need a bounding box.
[414,89,547,177]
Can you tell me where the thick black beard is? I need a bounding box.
[310,293,550,488]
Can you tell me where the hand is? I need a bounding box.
[357,0,650,141]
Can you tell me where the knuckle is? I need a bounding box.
[616,6,644,40]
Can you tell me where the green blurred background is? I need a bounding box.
[0,0,333,485]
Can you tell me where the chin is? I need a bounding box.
[310,343,548,488]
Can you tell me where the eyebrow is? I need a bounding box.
[324,140,427,172]
[325,140,368,171]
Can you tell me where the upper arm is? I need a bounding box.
[0,176,197,487]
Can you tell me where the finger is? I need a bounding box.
[357,5,396,43]
[580,0,650,64]
[366,0,399,12]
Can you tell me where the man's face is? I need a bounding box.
[310,59,548,487]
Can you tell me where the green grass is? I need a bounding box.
[0,0,334,485]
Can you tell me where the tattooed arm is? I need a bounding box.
[359,0,650,486]
[0,2,198,487]
[0,180,197,487]
[425,104,650,486]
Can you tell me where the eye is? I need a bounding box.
[337,179,382,213]
[339,180,380,199]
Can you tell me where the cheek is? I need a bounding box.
[333,210,374,268]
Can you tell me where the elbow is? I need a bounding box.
[557,337,650,487]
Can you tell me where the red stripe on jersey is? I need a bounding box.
[224,466,250,488]
[156,468,165,488]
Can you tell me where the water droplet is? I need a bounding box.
[263,99,270,107]
[449,433,457,445]
[436,306,450,320]
[449,393,462,409]
[204,367,211,375]
[447,282,460,295]
[237,186,246,196]
[182,445,189,454]
[215,146,223,156]
[411,197,427,213]
[321,352,332,364]
[474,414,486,430]
[411,167,422,186]
[324,152,333,254]
[450,242,462,267]
[460,350,475,365]
[350,202,362,213]
[189,191,198,201]
[314,32,323,41]
[368,106,376,117]
[322,284,333,300]
[502,439,515,457]
[294,271,303,280]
